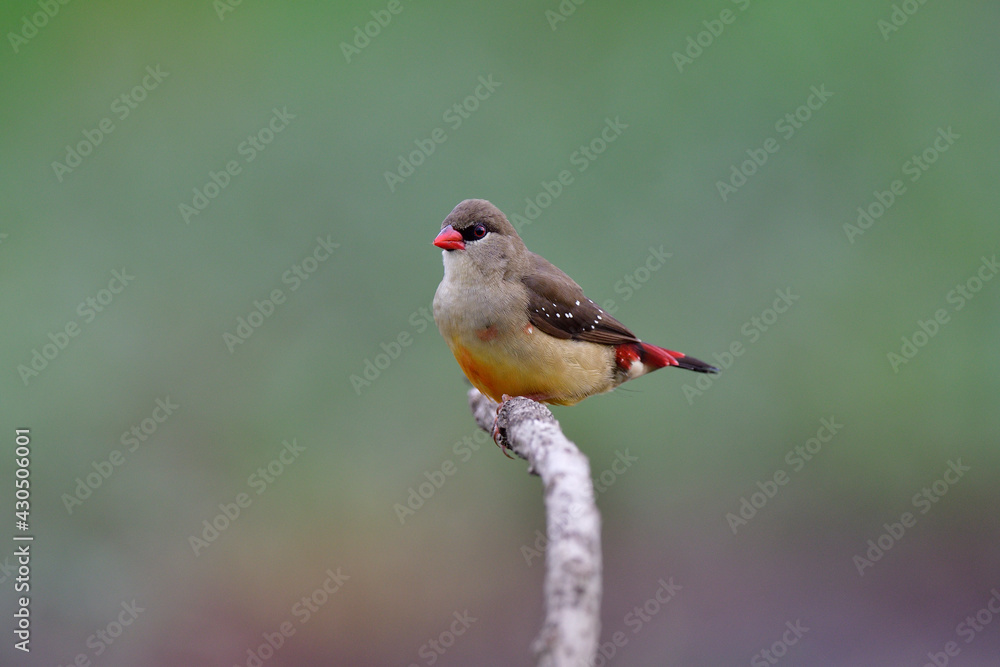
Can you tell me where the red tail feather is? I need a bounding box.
[639,342,719,374]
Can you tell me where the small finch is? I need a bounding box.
[432,199,718,407]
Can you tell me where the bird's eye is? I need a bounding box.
[465,223,488,241]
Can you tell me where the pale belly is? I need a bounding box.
[442,325,617,406]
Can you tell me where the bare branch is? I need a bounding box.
[468,388,602,667]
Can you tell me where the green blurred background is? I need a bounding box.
[2,0,999,664]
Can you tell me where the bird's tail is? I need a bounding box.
[638,342,719,374]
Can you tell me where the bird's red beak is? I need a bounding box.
[433,224,465,251]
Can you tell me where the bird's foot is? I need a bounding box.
[492,394,515,459]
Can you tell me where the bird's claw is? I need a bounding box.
[492,394,515,459]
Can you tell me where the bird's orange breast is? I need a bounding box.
[450,341,528,403]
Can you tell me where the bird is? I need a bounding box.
[432,199,718,408]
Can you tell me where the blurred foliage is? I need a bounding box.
[1,0,998,664]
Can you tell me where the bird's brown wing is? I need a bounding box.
[522,252,639,346]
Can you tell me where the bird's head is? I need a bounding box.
[434,199,526,278]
